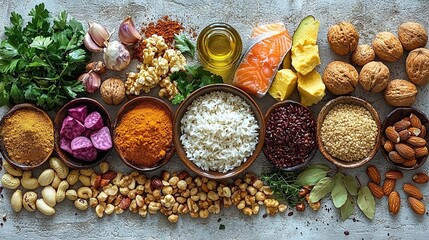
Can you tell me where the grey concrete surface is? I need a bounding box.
[1,0,429,239]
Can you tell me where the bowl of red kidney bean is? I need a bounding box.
[263,100,317,171]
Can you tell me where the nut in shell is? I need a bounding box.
[398,22,428,51]
[372,32,403,62]
[100,78,126,105]
[384,79,417,107]
[351,44,375,66]
[359,61,390,93]
[323,61,358,95]
[406,48,429,86]
[327,21,359,55]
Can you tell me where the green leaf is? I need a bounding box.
[296,168,329,186]
[331,172,347,208]
[343,175,358,196]
[53,11,67,30]
[306,164,330,171]
[10,83,24,103]
[29,36,52,50]
[172,94,185,104]
[174,35,196,58]
[357,186,375,220]
[309,177,334,203]
[0,42,19,60]
[340,194,355,221]
[67,49,86,63]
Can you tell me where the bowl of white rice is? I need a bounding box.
[173,84,265,179]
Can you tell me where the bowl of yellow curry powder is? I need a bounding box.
[0,104,54,170]
[114,96,174,171]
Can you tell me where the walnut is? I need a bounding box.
[359,61,390,93]
[351,45,375,66]
[323,61,358,95]
[384,79,417,107]
[372,32,403,62]
[327,22,359,55]
[100,78,126,105]
[398,22,428,51]
[406,48,429,86]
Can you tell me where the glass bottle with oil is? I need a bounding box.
[197,22,242,83]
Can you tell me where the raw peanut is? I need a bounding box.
[384,140,395,152]
[38,169,55,186]
[74,198,89,211]
[385,126,400,143]
[408,197,426,215]
[388,191,400,215]
[385,170,403,179]
[415,147,428,158]
[80,168,94,177]
[413,172,429,184]
[399,130,411,141]
[394,120,411,131]
[383,178,396,196]
[79,175,91,187]
[11,190,23,213]
[395,143,415,159]
[402,158,417,167]
[66,189,78,201]
[403,183,423,200]
[406,136,427,147]
[366,165,381,184]
[389,151,406,164]
[49,157,69,179]
[408,127,421,136]
[368,182,384,199]
[410,114,422,129]
[421,125,427,138]
[36,199,56,215]
[1,173,20,189]
[67,170,80,186]
[99,162,110,174]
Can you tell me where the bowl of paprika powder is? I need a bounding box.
[113,96,175,171]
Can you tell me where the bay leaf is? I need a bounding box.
[357,186,375,220]
[307,164,330,171]
[340,194,355,221]
[343,175,358,196]
[309,177,334,203]
[296,168,329,186]
[331,172,347,208]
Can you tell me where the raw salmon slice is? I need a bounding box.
[252,22,286,38]
[234,27,292,97]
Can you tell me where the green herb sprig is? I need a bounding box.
[262,170,304,207]
[174,35,195,58]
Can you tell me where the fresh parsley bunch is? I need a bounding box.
[0,3,90,110]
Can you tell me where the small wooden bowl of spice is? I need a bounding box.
[0,103,54,170]
[317,96,382,168]
[114,96,175,171]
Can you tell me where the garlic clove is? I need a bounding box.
[119,16,142,45]
[88,22,111,47]
[83,32,103,52]
[78,71,101,93]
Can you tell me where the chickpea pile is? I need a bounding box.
[1,158,287,223]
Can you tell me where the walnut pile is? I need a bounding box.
[398,22,428,51]
[406,48,429,86]
[327,22,359,55]
[359,61,390,93]
[351,44,375,66]
[384,79,418,107]
[100,78,126,105]
[372,32,403,62]
[323,61,358,95]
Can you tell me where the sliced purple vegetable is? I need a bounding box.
[82,128,92,138]
[68,105,88,123]
[71,136,97,161]
[72,147,97,162]
[60,116,85,140]
[60,137,73,154]
[71,136,93,151]
[90,126,112,151]
[84,111,104,130]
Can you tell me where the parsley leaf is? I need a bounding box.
[174,35,196,58]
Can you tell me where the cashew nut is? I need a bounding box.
[21,171,39,190]
[79,175,91,187]
[1,173,20,189]
[23,192,37,212]
[49,157,69,179]
[66,189,77,201]
[51,173,61,189]
[99,161,109,174]
[77,187,92,199]
[36,199,56,215]
[38,169,55,186]
[3,162,22,177]
[42,186,57,207]
[56,180,69,203]
[66,170,79,186]
[11,189,23,212]
[74,198,88,211]
[104,204,115,215]
[95,204,105,218]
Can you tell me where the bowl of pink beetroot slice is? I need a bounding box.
[54,98,113,169]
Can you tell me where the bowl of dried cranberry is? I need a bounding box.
[263,100,317,171]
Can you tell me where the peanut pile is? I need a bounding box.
[1,158,287,222]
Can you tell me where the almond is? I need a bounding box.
[408,197,426,215]
[394,120,411,131]
[388,191,400,214]
[408,127,421,136]
[410,114,422,129]
[399,130,411,141]
[385,170,403,179]
[402,158,417,167]
[384,140,395,152]
[421,125,427,138]
[415,147,428,158]
[395,143,415,159]
[413,173,429,184]
[406,136,427,147]
[99,179,110,187]
[403,183,423,200]
[119,197,131,210]
[366,165,381,184]
[368,182,384,199]
[385,126,400,143]
[101,170,117,180]
[402,117,411,122]
[383,178,396,196]
[389,151,406,164]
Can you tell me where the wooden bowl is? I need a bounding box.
[381,107,429,170]
[173,84,265,179]
[316,96,381,168]
[54,98,112,169]
[113,96,175,171]
[0,104,54,170]
[263,100,317,171]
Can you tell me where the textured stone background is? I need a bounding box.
[0,0,429,239]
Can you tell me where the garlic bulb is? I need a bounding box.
[78,71,101,93]
[119,16,141,45]
[88,22,111,47]
[103,41,131,71]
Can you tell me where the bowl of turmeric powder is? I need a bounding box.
[113,96,175,171]
[0,103,54,170]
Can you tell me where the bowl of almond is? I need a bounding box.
[381,107,429,170]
